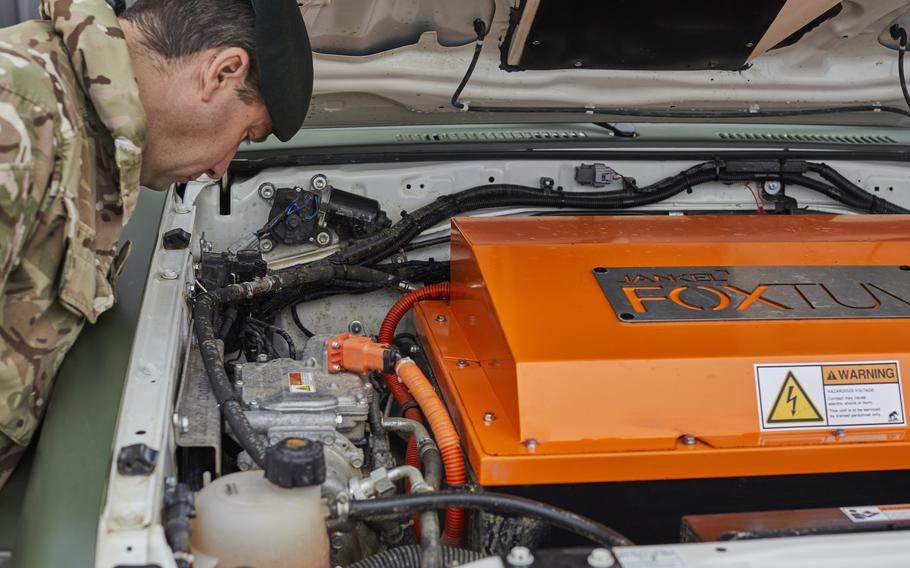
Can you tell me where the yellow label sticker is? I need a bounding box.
[755,361,905,431]
[766,371,824,423]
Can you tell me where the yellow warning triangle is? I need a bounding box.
[767,371,824,423]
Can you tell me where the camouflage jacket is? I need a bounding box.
[0,0,145,448]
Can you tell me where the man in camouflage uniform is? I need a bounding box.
[0,0,312,487]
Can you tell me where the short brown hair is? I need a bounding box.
[121,0,261,103]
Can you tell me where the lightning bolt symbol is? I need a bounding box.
[786,385,797,416]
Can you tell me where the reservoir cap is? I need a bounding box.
[265,438,326,488]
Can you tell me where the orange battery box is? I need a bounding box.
[413,215,910,486]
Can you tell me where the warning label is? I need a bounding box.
[755,361,905,431]
[841,504,910,523]
[288,371,317,393]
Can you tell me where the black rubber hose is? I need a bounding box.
[350,545,483,568]
[194,294,269,466]
[345,491,633,548]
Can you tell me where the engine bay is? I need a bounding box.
[98,150,910,568]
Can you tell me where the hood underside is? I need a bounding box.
[298,0,910,128]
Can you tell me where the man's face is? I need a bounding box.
[135,47,273,191]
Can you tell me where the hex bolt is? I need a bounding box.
[587,548,616,568]
[160,269,178,280]
[256,353,269,363]
[456,359,470,368]
[258,182,276,200]
[311,174,329,191]
[316,232,332,246]
[435,314,447,323]
[259,238,274,253]
[763,180,782,195]
[348,320,364,335]
[507,546,535,566]
[523,438,539,451]
[483,411,496,423]
[351,457,364,468]
[834,428,847,438]
[330,532,345,551]
[682,435,697,446]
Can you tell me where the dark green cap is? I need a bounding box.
[251,0,313,142]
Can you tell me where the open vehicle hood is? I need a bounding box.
[300,0,910,128]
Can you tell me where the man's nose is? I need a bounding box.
[206,146,239,180]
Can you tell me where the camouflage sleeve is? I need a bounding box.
[0,89,55,295]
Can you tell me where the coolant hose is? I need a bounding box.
[349,545,482,568]
[378,284,452,478]
[345,491,634,548]
[396,358,467,545]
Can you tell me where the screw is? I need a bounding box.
[348,320,364,335]
[587,548,615,568]
[763,180,782,195]
[682,435,697,445]
[315,232,331,246]
[457,359,469,368]
[160,269,178,280]
[332,364,342,372]
[834,428,847,438]
[311,174,329,191]
[259,238,274,253]
[523,438,538,451]
[258,182,276,200]
[435,314,447,323]
[483,411,496,423]
[331,341,341,349]
[257,353,269,363]
[330,532,345,551]
[507,546,534,566]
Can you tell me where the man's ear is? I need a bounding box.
[201,47,250,102]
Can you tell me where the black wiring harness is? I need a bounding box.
[892,25,910,111]
[322,159,908,268]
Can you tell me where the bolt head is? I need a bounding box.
[330,532,345,550]
[456,359,469,368]
[349,320,364,335]
[763,180,782,195]
[587,548,615,568]
[483,411,496,423]
[435,314,447,323]
[682,435,697,446]
[258,182,276,200]
[311,174,328,190]
[332,363,342,372]
[256,353,269,363]
[160,269,178,280]
[316,232,331,246]
[834,428,847,438]
[523,438,538,451]
[259,238,274,253]
[331,341,341,349]
[507,546,535,566]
